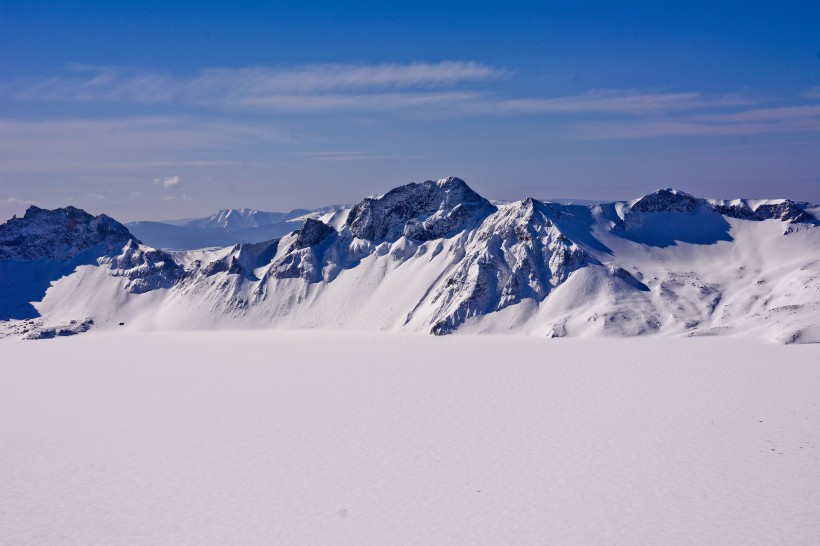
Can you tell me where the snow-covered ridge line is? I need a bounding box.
[1,177,819,342]
[126,203,350,250]
[185,206,340,229]
[622,187,817,224]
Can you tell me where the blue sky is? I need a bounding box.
[1,1,819,221]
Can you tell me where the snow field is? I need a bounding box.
[1,332,819,545]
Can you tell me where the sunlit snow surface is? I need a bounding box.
[2,331,819,545]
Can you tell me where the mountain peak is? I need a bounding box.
[0,205,136,261]
[435,176,468,188]
[345,177,496,242]
[631,188,702,213]
[295,218,336,248]
[24,204,88,220]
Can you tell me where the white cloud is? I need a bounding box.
[156,175,182,188]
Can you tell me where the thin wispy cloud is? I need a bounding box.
[571,104,820,139]
[295,151,430,162]
[498,89,753,115]
[2,62,817,196]
[164,193,191,201]
[803,86,820,99]
[236,91,485,112]
[3,197,35,205]
[689,105,820,123]
[7,62,504,107]
[0,117,288,174]
[5,62,752,117]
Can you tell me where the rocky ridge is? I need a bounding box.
[345,177,496,242]
[0,206,135,261]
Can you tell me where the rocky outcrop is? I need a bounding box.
[295,218,336,248]
[0,206,135,261]
[102,240,182,293]
[345,177,496,242]
[712,200,817,223]
[631,189,702,213]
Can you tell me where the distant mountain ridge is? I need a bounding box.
[186,207,310,229]
[1,177,819,343]
[126,205,346,250]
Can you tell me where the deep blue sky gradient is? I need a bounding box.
[1,1,819,220]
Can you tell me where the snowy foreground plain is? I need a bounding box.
[2,331,819,545]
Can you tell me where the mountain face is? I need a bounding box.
[1,179,819,343]
[0,206,134,261]
[424,198,601,335]
[345,177,496,241]
[0,206,180,321]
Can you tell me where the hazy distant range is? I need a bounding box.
[127,205,345,250]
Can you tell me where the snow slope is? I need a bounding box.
[1,332,818,545]
[1,178,819,342]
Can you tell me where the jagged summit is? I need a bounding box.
[0,205,137,261]
[295,218,336,248]
[619,188,818,224]
[629,188,702,213]
[711,198,816,224]
[344,176,496,242]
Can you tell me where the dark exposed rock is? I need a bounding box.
[629,190,817,224]
[345,177,496,242]
[295,219,336,248]
[714,200,816,223]
[202,256,244,276]
[608,266,650,291]
[631,189,702,213]
[23,318,94,340]
[0,206,136,261]
[104,240,182,293]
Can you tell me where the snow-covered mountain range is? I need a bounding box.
[2,177,819,342]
